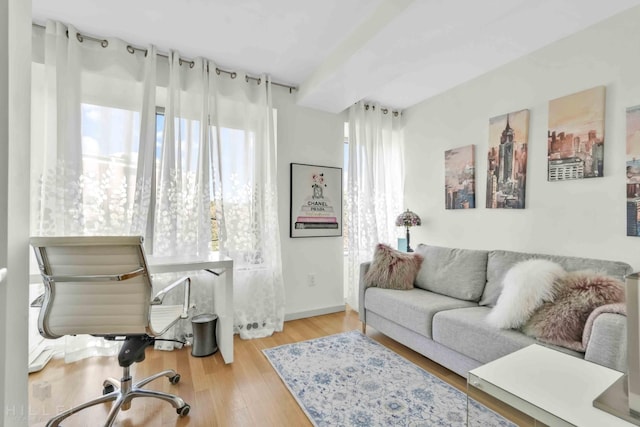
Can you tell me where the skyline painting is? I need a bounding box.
[445,145,475,209]
[486,109,529,209]
[627,105,640,236]
[547,86,606,181]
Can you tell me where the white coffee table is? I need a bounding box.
[467,344,633,426]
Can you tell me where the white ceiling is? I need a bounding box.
[32,0,640,114]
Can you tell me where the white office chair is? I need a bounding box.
[30,236,192,427]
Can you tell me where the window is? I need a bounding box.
[76,105,223,250]
[77,103,271,254]
[80,103,141,233]
[154,110,220,251]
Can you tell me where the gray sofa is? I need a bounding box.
[358,244,632,377]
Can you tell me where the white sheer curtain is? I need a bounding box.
[147,53,217,342]
[153,52,212,257]
[211,74,285,339]
[152,62,285,340]
[33,22,156,237]
[31,21,156,361]
[346,102,405,311]
[31,21,286,356]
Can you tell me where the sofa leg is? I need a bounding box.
[361,323,366,334]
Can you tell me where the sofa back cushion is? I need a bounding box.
[414,244,488,301]
[480,250,633,307]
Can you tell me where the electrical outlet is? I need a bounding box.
[308,273,316,287]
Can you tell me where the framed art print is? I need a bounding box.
[627,104,640,236]
[445,145,476,209]
[290,163,343,238]
[486,109,529,209]
[548,86,605,181]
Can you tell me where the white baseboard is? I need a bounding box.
[284,305,345,322]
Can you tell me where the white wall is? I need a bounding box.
[273,89,346,319]
[403,6,640,271]
[1,0,31,425]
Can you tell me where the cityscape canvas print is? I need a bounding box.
[547,86,606,181]
[445,145,475,209]
[626,105,640,236]
[486,109,529,209]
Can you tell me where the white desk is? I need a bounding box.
[467,344,632,426]
[147,252,234,364]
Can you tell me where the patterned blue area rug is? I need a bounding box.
[263,330,516,427]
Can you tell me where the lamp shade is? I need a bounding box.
[395,209,421,228]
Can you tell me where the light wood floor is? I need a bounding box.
[28,309,533,426]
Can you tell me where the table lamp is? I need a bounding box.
[395,209,421,252]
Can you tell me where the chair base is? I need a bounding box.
[45,366,190,427]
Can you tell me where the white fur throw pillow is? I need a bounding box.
[486,259,565,329]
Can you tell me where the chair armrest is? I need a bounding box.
[44,267,145,283]
[152,276,191,319]
[358,262,371,323]
[31,293,45,308]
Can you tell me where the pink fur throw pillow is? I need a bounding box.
[364,243,424,290]
[522,270,625,351]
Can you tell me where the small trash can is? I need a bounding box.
[191,313,218,357]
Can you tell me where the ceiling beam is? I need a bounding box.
[296,0,415,113]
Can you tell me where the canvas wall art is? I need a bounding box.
[486,109,529,209]
[445,145,475,209]
[290,163,343,238]
[547,86,605,181]
[626,105,640,236]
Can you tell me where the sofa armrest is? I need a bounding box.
[584,312,626,372]
[358,262,371,323]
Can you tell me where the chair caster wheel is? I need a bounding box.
[103,384,115,395]
[169,374,181,384]
[177,404,190,416]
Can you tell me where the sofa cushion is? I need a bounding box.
[479,250,633,307]
[364,243,424,290]
[432,306,583,364]
[364,287,477,338]
[414,244,488,301]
